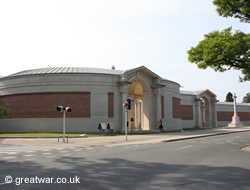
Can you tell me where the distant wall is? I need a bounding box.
[217,102,250,126]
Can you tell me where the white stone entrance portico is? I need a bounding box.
[119,66,167,131]
[197,90,217,128]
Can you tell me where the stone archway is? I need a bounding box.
[200,97,210,128]
[195,90,217,128]
[128,79,149,130]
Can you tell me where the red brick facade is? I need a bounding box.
[217,112,250,121]
[108,92,114,118]
[172,97,193,120]
[180,105,193,120]
[0,92,91,118]
[161,96,164,118]
[172,97,181,118]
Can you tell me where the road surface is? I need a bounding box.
[1,131,250,189]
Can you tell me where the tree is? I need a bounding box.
[242,93,250,103]
[0,106,11,118]
[187,27,250,81]
[225,92,234,102]
[187,0,250,82]
[213,0,250,23]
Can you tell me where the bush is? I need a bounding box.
[0,106,11,118]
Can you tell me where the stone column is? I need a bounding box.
[152,79,165,130]
[228,93,244,127]
[195,98,201,128]
[119,75,129,132]
[233,93,237,117]
[211,97,217,127]
[154,88,162,129]
[201,101,206,127]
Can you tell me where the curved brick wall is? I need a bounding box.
[0,92,90,118]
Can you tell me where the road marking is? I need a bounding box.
[0,152,17,154]
[2,156,16,159]
[73,149,81,152]
[173,145,193,151]
[42,152,52,155]
[8,152,17,155]
[24,154,34,157]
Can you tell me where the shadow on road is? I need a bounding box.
[1,155,250,190]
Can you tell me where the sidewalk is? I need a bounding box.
[1,127,250,148]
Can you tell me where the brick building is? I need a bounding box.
[0,66,249,133]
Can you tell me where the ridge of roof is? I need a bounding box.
[123,66,160,78]
[181,89,216,97]
[4,67,124,78]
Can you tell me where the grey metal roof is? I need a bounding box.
[181,89,217,97]
[180,90,207,96]
[180,90,198,95]
[2,66,179,87]
[5,67,124,78]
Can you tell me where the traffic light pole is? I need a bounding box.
[125,110,128,141]
[63,110,66,143]
[123,98,133,141]
[56,106,71,143]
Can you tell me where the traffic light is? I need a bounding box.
[56,106,65,112]
[127,98,133,110]
[56,106,71,112]
[123,98,133,110]
[123,101,128,109]
[65,107,72,112]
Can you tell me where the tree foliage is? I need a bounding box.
[225,92,234,102]
[188,1,250,82]
[242,93,250,103]
[213,0,250,23]
[0,106,11,118]
[187,27,250,81]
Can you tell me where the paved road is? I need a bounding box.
[0,131,250,189]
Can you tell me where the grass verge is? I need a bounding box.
[0,132,161,137]
[0,133,82,137]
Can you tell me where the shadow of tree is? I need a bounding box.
[1,155,250,190]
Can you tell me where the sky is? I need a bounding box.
[0,0,249,102]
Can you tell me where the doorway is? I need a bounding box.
[128,79,147,130]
